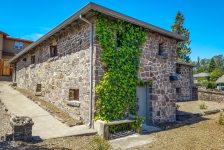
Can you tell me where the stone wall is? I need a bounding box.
[174,64,194,101]
[198,90,224,102]
[14,15,191,125]
[15,22,91,123]
[95,30,178,124]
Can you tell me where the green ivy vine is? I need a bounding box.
[95,14,147,122]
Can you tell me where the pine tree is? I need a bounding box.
[172,11,191,62]
[208,58,216,73]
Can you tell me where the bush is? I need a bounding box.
[207,81,217,89]
[89,136,112,150]
[219,113,224,125]
[210,68,223,81]
[199,102,208,110]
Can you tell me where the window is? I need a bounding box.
[50,45,58,57]
[31,55,35,64]
[176,64,181,74]
[176,88,181,94]
[158,43,163,55]
[14,41,24,50]
[115,33,122,50]
[69,89,79,100]
[23,58,27,62]
[36,84,41,92]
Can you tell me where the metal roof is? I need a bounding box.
[5,36,33,43]
[176,61,195,67]
[9,2,187,64]
[0,31,9,36]
[193,72,210,78]
[216,75,224,83]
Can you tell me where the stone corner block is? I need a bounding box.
[35,92,42,96]
[65,100,80,107]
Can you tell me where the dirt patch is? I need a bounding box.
[0,135,111,150]
[0,100,11,140]
[177,100,224,115]
[12,86,82,127]
[131,114,224,150]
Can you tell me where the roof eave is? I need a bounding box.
[176,61,195,67]
[9,3,93,64]
[9,2,187,64]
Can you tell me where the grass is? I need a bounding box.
[219,112,224,125]
[199,102,208,110]
[133,114,224,150]
[13,86,81,127]
[89,136,112,150]
[0,135,112,150]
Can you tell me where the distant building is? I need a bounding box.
[193,72,210,84]
[216,75,224,91]
[0,31,32,80]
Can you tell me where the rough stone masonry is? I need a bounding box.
[12,10,193,125]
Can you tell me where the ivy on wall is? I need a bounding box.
[95,14,147,121]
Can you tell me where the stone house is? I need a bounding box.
[216,75,224,91]
[0,31,32,80]
[9,3,194,126]
[175,62,196,101]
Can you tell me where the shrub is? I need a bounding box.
[219,113,224,125]
[207,81,217,89]
[199,102,208,110]
[89,136,112,150]
[176,104,180,110]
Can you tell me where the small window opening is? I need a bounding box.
[23,58,27,62]
[158,43,164,55]
[14,41,24,50]
[176,64,181,74]
[36,84,41,92]
[176,88,181,94]
[79,39,82,47]
[115,33,122,50]
[69,89,79,101]
[50,45,58,57]
[31,55,35,64]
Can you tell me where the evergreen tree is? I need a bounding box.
[210,68,223,81]
[172,11,191,62]
[208,58,216,73]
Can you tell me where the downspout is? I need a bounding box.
[79,15,93,128]
[14,63,17,83]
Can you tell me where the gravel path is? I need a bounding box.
[0,100,11,140]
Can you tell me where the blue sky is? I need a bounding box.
[0,0,223,60]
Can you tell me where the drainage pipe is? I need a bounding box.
[79,15,93,128]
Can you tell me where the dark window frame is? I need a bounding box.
[176,64,181,74]
[50,45,58,57]
[14,41,24,50]
[23,58,27,62]
[31,55,35,64]
[176,88,181,94]
[36,84,41,92]
[115,32,122,50]
[69,89,79,101]
[158,43,164,55]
